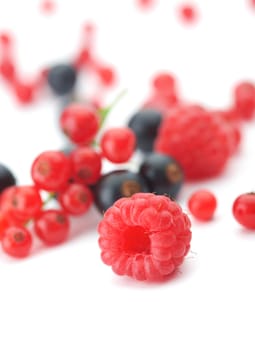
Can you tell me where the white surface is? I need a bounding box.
[1,0,255,349]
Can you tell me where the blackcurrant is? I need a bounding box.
[139,153,183,199]
[93,170,150,213]
[47,64,77,96]
[0,163,16,193]
[128,109,162,153]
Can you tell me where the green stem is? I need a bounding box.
[99,89,128,128]
[42,192,56,208]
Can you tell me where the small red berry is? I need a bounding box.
[70,147,102,185]
[233,82,255,120]
[98,193,192,281]
[136,0,155,10]
[13,79,37,104]
[60,104,100,145]
[58,183,93,215]
[0,210,13,240]
[0,58,16,82]
[34,209,70,245]
[2,226,32,258]
[233,193,255,229]
[178,4,198,23]
[40,0,56,13]
[188,190,217,221]
[97,65,116,86]
[152,73,176,95]
[100,127,136,163]
[31,151,72,192]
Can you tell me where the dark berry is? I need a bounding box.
[93,170,150,213]
[128,109,162,153]
[47,64,77,96]
[139,153,183,199]
[0,163,16,194]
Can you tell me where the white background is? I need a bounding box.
[1,0,255,349]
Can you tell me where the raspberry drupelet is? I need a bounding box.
[98,193,192,281]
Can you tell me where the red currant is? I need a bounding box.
[152,73,176,95]
[31,151,71,191]
[2,226,32,258]
[233,82,255,120]
[0,58,16,82]
[60,104,100,145]
[0,210,13,240]
[97,65,116,86]
[34,209,70,245]
[188,190,217,221]
[58,183,93,215]
[233,193,255,229]
[13,79,37,104]
[100,127,136,163]
[70,146,102,185]
[179,4,197,23]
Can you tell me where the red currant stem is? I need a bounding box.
[98,89,127,127]
[42,192,56,208]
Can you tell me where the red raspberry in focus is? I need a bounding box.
[178,4,198,23]
[70,147,102,185]
[232,193,255,230]
[34,209,70,245]
[31,151,71,191]
[98,193,191,281]
[155,105,234,180]
[58,183,93,215]
[188,190,217,221]
[233,82,255,120]
[60,104,100,145]
[100,127,136,164]
[2,226,32,258]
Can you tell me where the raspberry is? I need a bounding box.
[155,105,234,180]
[98,193,191,281]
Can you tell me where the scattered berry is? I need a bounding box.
[70,147,102,185]
[13,79,36,104]
[40,0,56,13]
[58,183,93,215]
[93,170,150,213]
[139,153,183,199]
[34,209,70,245]
[2,226,32,258]
[178,4,198,23]
[97,65,116,86]
[100,127,136,163]
[128,109,162,153]
[233,81,255,120]
[31,151,71,191]
[155,105,234,180]
[136,0,155,10]
[0,163,16,193]
[152,73,176,95]
[47,64,77,96]
[188,190,217,221]
[60,103,100,145]
[98,192,192,281]
[232,193,255,229]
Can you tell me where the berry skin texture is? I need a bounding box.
[155,105,234,180]
[188,190,217,221]
[139,153,183,199]
[233,82,255,120]
[93,170,150,213]
[31,151,71,192]
[2,226,32,258]
[34,209,70,245]
[60,104,100,145]
[70,147,102,185]
[47,64,77,96]
[58,183,93,215]
[0,163,16,193]
[232,193,255,230]
[98,193,192,281]
[100,127,136,163]
[128,109,162,153]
